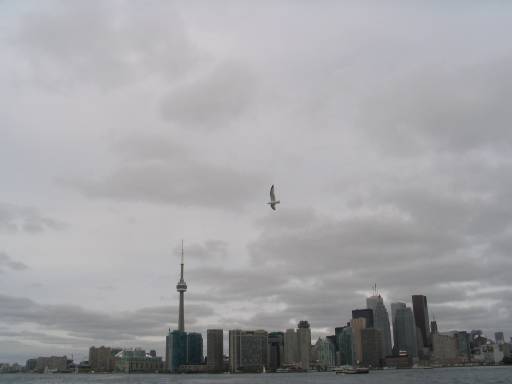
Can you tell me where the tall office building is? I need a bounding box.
[166,330,187,372]
[207,329,224,373]
[229,330,268,373]
[312,337,336,369]
[187,332,203,365]
[176,242,187,332]
[391,302,406,351]
[284,328,298,365]
[268,332,284,370]
[412,295,430,348]
[361,328,383,368]
[394,307,418,358]
[351,317,366,365]
[352,309,374,328]
[339,326,353,366]
[297,320,311,370]
[366,295,392,357]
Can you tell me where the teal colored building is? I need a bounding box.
[338,327,353,366]
[166,330,187,372]
[187,332,204,365]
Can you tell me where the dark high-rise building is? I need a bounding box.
[339,326,353,366]
[166,330,187,372]
[326,335,337,346]
[335,326,346,343]
[207,329,224,373]
[412,295,430,348]
[229,330,268,373]
[268,332,284,370]
[394,307,418,358]
[366,295,392,357]
[176,242,187,332]
[361,328,383,368]
[352,309,374,328]
[391,302,406,353]
[187,332,203,364]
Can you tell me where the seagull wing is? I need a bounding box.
[270,185,276,202]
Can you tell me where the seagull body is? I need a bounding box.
[267,184,280,210]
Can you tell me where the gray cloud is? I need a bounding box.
[0,203,65,234]
[161,61,257,130]
[0,252,28,272]
[11,0,198,88]
[358,56,512,154]
[0,294,214,359]
[66,134,266,210]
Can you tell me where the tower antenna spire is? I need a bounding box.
[176,239,187,332]
[181,239,184,273]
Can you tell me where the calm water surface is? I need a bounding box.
[1,367,512,384]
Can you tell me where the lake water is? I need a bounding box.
[1,367,512,384]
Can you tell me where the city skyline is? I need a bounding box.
[2,0,512,364]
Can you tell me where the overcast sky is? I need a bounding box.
[1,0,512,363]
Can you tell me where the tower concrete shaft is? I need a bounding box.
[176,240,187,332]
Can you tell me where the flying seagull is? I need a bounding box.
[268,184,280,211]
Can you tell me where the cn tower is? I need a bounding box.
[176,240,187,332]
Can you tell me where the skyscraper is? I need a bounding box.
[176,241,187,332]
[339,326,353,366]
[394,307,418,358]
[352,309,374,328]
[229,330,268,373]
[362,328,383,368]
[312,337,336,369]
[207,329,224,373]
[391,302,406,351]
[366,295,392,357]
[351,317,366,365]
[187,332,203,364]
[268,332,284,371]
[166,330,187,372]
[412,295,430,348]
[284,329,298,365]
[297,320,311,371]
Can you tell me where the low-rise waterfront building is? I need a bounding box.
[89,346,121,372]
[114,348,163,373]
[34,356,68,373]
